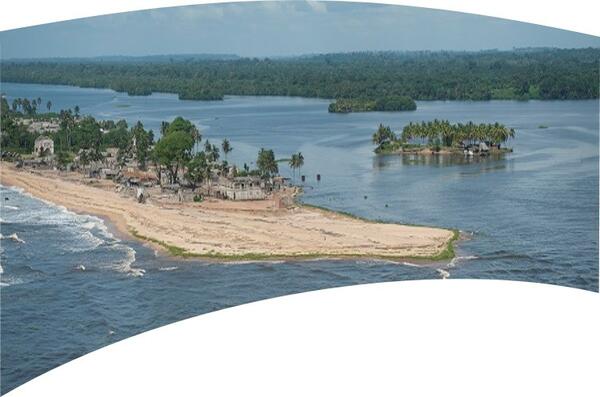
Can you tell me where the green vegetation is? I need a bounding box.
[152,130,194,184]
[2,94,291,192]
[288,152,304,180]
[256,148,278,177]
[56,151,74,167]
[185,151,209,189]
[372,120,515,154]
[2,49,597,111]
[328,96,416,113]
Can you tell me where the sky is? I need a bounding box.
[1,1,598,59]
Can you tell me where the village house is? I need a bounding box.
[20,119,60,134]
[211,174,290,201]
[101,147,120,167]
[34,136,54,157]
[215,176,267,201]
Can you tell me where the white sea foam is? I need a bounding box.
[159,266,178,271]
[5,185,24,194]
[0,275,23,287]
[1,205,19,210]
[4,185,145,277]
[400,261,421,267]
[436,269,450,279]
[0,233,26,243]
[114,245,145,277]
[447,255,478,268]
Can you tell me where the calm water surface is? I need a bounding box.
[1,83,598,393]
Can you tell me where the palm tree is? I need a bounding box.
[297,152,304,178]
[289,153,298,181]
[190,124,201,153]
[160,121,170,136]
[210,144,220,163]
[372,124,396,149]
[221,138,232,160]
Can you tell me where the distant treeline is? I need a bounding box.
[2,48,598,103]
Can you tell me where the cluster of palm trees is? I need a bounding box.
[288,152,304,180]
[400,120,515,147]
[10,97,52,116]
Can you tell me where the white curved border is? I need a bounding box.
[0,0,599,36]
[7,280,599,396]
[2,2,599,396]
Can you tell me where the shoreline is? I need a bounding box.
[1,163,457,263]
[375,147,513,156]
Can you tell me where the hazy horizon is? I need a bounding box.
[1,1,598,59]
[4,47,600,62]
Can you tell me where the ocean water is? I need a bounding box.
[1,83,598,393]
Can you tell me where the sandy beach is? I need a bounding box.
[0,163,455,261]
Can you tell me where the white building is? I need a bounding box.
[216,176,267,201]
[34,136,54,157]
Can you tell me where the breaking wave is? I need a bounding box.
[0,233,26,244]
[111,244,145,277]
[447,255,478,268]
[1,184,145,277]
[436,269,450,279]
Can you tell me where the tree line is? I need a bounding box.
[1,96,293,186]
[2,48,598,105]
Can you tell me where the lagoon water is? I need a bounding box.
[1,82,598,393]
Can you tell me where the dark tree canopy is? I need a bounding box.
[2,48,597,105]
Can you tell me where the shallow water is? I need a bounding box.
[1,83,598,393]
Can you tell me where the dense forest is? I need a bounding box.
[2,48,598,107]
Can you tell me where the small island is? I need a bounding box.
[372,120,515,156]
[328,96,417,113]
